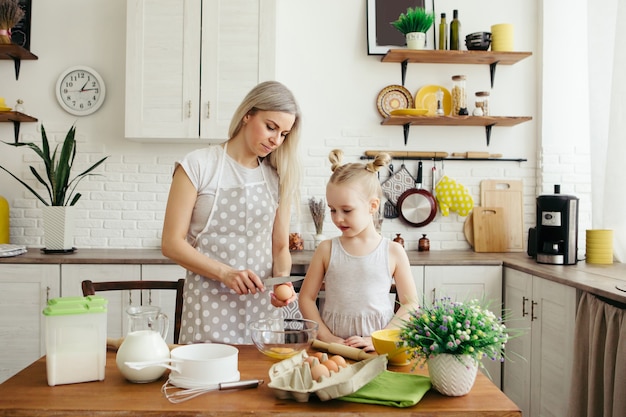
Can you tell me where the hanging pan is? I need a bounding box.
[397,161,437,227]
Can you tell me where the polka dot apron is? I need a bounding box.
[179,145,281,344]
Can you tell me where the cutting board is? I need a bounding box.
[472,207,507,252]
[481,180,524,252]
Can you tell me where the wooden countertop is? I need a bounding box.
[0,345,520,417]
[2,248,624,304]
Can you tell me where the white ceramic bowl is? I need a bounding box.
[168,344,240,388]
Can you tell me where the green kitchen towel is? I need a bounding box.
[338,370,431,407]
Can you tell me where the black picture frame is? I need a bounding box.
[366,0,431,55]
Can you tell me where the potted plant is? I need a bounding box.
[0,124,108,250]
[390,7,434,50]
[397,297,519,396]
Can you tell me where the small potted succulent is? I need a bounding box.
[0,124,108,250]
[391,7,435,50]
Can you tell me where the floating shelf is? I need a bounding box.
[0,44,39,80]
[381,115,532,146]
[0,111,38,143]
[381,49,532,87]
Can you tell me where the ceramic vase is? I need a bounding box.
[426,353,478,396]
[42,206,76,251]
[406,32,426,49]
[313,233,326,248]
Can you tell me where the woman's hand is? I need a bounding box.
[270,282,298,307]
[344,335,375,352]
[221,269,264,295]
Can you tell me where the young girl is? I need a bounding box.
[299,149,419,352]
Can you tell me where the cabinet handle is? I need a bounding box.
[522,296,529,317]
[206,101,210,119]
[531,300,538,321]
[128,290,133,306]
[431,288,436,304]
[148,289,152,305]
[46,286,50,303]
[187,100,192,118]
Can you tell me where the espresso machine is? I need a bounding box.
[534,185,579,265]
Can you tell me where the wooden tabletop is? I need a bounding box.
[0,345,520,417]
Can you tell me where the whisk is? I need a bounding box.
[161,379,263,403]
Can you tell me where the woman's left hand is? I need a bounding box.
[344,335,375,352]
[270,283,298,308]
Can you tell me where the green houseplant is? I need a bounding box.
[391,7,434,50]
[0,124,108,249]
[398,297,519,396]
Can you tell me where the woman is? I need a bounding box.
[161,81,302,344]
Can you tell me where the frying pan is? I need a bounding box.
[397,161,437,227]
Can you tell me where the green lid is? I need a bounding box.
[42,296,108,316]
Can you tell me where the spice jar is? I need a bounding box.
[451,75,467,115]
[418,234,430,251]
[475,91,490,116]
[393,233,405,248]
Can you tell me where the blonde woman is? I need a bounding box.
[299,150,419,352]
[162,81,302,344]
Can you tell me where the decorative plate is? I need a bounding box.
[390,108,428,116]
[415,85,452,116]
[376,85,414,118]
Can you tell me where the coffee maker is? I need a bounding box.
[534,185,579,265]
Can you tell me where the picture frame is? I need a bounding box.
[366,0,434,55]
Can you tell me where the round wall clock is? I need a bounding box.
[55,66,106,116]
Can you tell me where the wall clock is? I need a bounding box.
[55,66,106,116]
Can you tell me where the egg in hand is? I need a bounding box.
[274,284,294,301]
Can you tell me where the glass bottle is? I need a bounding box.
[435,88,444,116]
[475,91,490,116]
[451,75,467,116]
[450,9,461,50]
[438,13,448,50]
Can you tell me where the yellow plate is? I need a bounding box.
[0,107,12,112]
[415,85,452,116]
[390,108,429,116]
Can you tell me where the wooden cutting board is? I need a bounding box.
[480,180,524,252]
[472,207,507,252]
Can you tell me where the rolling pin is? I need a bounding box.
[311,339,376,361]
[364,150,449,159]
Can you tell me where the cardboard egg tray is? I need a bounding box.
[267,350,388,402]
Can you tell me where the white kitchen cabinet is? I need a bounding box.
[423,265,503,388]
[0,264,59,383]
[125,0,276,141]
[502,267,577,417]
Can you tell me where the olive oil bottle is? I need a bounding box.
[438,13,448,50]
[450,9,461,50]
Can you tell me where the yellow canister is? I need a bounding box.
[0,195,9,244]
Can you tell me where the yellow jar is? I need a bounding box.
[0,195,9,244]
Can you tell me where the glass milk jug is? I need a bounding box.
[116,305,170,383]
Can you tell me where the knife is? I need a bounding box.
[262,275,305,286]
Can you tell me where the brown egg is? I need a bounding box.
[329,355,348,368]
[274,284,293,301]
[311,364,330,382]
[303,356,320,366]
[322,359,339,373]
[312,352,326,361]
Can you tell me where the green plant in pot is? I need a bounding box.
[0,124,108,250]
[391,7,434,50]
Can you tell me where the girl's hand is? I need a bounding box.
[344,335,375,352]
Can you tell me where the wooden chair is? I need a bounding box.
[81,279,185,344]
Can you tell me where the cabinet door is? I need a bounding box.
[529,276,576,417]
[502,268,533,416]
[199,0,276,139]
[61,264,141,339]
[125,0,201,139]
[0,264,60,383]
[141,264,186,345]
[424,265,503,388]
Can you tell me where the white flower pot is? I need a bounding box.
[43,206,76,250]
[426,353,478,396]
[406,32,426,50]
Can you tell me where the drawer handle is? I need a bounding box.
[522,296,529,317]
[531,300,538,321]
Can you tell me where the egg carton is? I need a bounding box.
[267,350,387,402]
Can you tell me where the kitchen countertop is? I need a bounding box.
[0,345,521,417]
[2,248,624,304]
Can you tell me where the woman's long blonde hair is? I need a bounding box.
[328,149,391,201]
[228,81,302,217]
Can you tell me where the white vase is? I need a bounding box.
[313,233,326,248]
[426,353,479,396]
[406,32,426,49]
[42,206,76,250]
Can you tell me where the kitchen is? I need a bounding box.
[0,0,624,416]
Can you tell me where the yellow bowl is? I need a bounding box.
[371,329,410,366]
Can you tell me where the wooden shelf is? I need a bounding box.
[382,49,532,88]
[381,115,532,146]
[0,111,38,143]
[0,44,39,80]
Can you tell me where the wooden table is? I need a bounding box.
[0,345,521,417]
